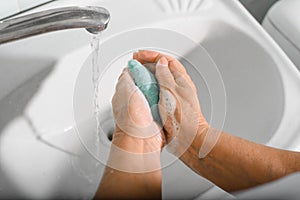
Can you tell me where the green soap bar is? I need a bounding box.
[128,59,161,123]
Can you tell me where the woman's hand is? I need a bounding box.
[98,51,300,199]
[134,50,209,157]
[109,68,165,172]
[96,68,164,199]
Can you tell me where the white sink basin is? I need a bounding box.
[1,0,300,199]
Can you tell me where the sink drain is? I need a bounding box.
[99,107,115,142]
[107,131,113,141]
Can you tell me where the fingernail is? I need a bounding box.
[157,57,168,67]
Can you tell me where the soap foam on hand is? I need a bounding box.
[127,59,161,124]
[160,88,180,153]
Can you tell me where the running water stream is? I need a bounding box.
[70,35,103,198]
[91,34,101,147]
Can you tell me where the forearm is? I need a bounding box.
[96,166,161,199]
[95,131,162,199]
[180,128,300,192]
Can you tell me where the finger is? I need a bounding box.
[138,51,195,91]
[164,116,176,144]
[158,88,182,143]
[135,50,172,64]
[168,59,187,74]
[172,70,197,93]
[158,103,173,143]
[143,63,156,74]
[135,50,162,63]
[117,67,128,80]
[115,70,137,96]
[113,71,138,111]
[133,52,156,74]
[136,50,187,74]
[155,57,176,89]
[133,52,139,60]
[113,70,134,113]
[159,104,181,144]
[167,60,197,93]
[168,60,195,91]
[128,89,153,127]
[159,129,166,149]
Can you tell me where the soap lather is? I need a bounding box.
[128,59,161,124]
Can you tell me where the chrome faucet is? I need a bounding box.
[0,6,110,44]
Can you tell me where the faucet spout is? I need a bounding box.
[0,6,110,44]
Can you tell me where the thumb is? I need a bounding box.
[155,57,175,89]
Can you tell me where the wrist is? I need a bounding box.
[180,125,209,163]
[107,130,162,173]
[112,128,163,154]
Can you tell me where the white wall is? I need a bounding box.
[0,0,51,19]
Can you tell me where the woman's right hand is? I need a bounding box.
[134,50,209,157]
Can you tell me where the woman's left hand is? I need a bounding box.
[109,68,165,172]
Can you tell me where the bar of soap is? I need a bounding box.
[128,59,161,123]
